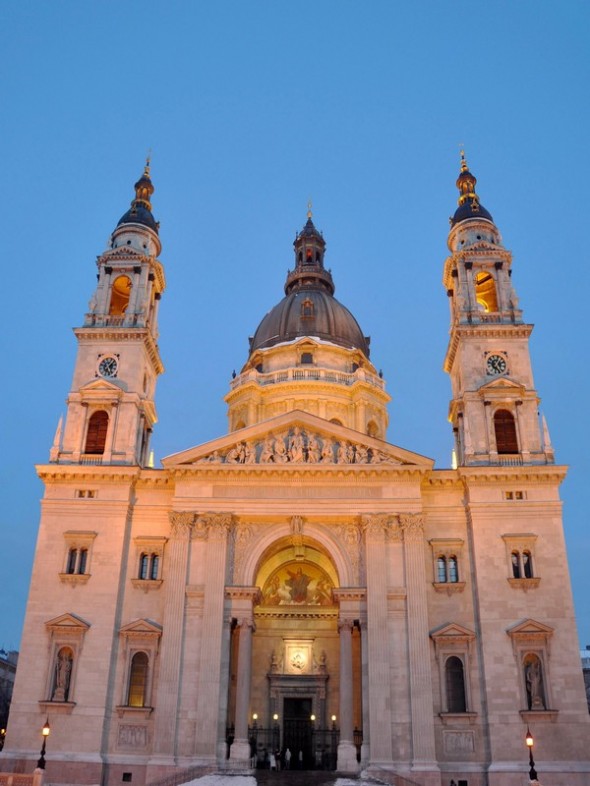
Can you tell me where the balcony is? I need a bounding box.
[229,366,385,392]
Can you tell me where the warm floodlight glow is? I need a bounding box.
[525,727,534,748]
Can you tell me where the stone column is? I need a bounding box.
[514,400,529,460]
[399,513,438,774]
[337,618,358,772]
[359,613,370,768]
[484,400,495,459]
[362,514,393,765]
[192,514,234,761]
[230,617,255,765]
[151,512,194,761]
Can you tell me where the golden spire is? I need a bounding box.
[307,199,313,220]
[460,146,468,173]
[144,149,152,177]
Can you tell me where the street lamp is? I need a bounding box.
[36,719,51,770]
[525,727,538,782]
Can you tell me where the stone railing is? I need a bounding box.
[230,366,385,392]
[83,313,147,328]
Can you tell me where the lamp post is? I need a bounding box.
[525,726,538,782]
[36,719,51,770]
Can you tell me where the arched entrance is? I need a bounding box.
[226,533,363,772]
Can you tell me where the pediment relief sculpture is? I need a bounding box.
[196,426,402,466]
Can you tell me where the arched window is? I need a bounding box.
[448,556,458,583]
[301,300,314,318]
[367,421,379,438]
[127,652,149,707]
[139,553,160,581]
[494,409,518,454]
[52,646,74,702]
[67,548,88,575]
[67,548,78,575]
[523,550,533,578]
[109,275,132,315]
[437,557,447,583]
[512,551,521,578]
[474,271,498,312]
[445,656,467,712]
[85,411,109,454]
[523,653,545,710]
[150,554,159,580]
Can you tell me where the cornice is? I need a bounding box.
[36,464,141,483]
[422,470,462,490]
[169,464,430,482]
[73,327,164,375]
[458,465,567,485]
[444,323,533,372]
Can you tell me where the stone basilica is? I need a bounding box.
[3,157,589,786]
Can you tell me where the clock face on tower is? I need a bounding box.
[486,354,507,376]
[98,356,118,378]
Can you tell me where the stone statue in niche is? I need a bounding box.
[525,655,546,710]
[52,648,73,702]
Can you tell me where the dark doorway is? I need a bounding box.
[283,697,313,769]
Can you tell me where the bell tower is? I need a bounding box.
[443,154,554,466]
[50,161,165,466]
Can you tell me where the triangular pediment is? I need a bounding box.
[45,613,90,631]
[162,410,433,469]
[478,377,525,394]
[120,618,162,637]
[79,377,128,393]
[430,622,476,641]
[507,618,554,639]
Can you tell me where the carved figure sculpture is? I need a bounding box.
[52,648,73,701]
[274,436,288,462]
[307,433,320,463]
[337,441,351,464]
[288,427,305,463]
[226,443,244,463]
[320,437,334,463]
[525,657,545,709]
[260,435,275,463]
[244,441,256,463]
[355,444,368,464]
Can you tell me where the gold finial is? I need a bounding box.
[307,199,313,220]
[144,149,152,176]
[459,146,468,173]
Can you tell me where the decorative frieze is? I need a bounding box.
[196,427,401,466]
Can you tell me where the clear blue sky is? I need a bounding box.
[1,2,589,650]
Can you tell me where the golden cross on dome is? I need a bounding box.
[307,199,313,219]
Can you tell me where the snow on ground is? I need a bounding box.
[183,776,256,786]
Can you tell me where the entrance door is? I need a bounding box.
[283,697,313,769]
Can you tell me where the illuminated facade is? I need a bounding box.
[3,158,589,786]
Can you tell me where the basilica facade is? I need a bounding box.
[3,158,589,786]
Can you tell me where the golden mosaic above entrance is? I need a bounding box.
[260,561,335,607]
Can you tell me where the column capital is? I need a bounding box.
[193,512,236,540]
[168,511,196,540]
[338,617,355,633]
[398,513,425,542]
[360,513,396,541]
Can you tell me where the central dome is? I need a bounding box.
[251,288,370,355]
[249,214,370,357]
